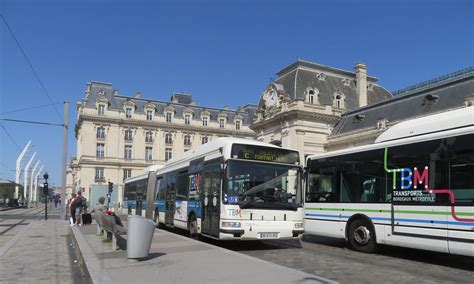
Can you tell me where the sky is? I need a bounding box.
[0,0,473,185]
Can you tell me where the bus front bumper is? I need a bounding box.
[218,221,304,240]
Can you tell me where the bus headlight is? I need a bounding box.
[221,221,241,228]
[294,222,304,229]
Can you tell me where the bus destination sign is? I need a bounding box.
[231,144,299,164]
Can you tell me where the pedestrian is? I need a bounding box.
[92,197,108,213]
[73,190,87,226]
[69,193,77,226]
[53,195,58,208]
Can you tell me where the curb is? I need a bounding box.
[70,226,113,284]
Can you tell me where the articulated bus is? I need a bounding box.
[154,138,304,240]
[305,107,474,256]
[123,165,161,213]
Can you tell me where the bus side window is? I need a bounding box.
[155,178,162,200]
[447,134,474,205]
[306,164,337,203]
[176,174,189,200]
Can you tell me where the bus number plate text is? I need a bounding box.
[259,232,279,239]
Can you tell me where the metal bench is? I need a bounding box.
[98,212,127,250]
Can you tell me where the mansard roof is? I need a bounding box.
[80,82,257,125]
[260,60,392,110]
[331,67,474,136]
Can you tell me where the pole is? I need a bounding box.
[44,172,49,220]
[24,152,36,206]
[15,141,31,199]
[34,165,43,204]
[30,160,40,207]
[60,101,69,220]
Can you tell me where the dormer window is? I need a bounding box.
[342,79,351,86]
[126,108,132,118]
[219,118,225,129]
[146,110,153,121]
[235,120,241,130]
[166,112,172,123]
[317,73,326,81]
[305,87,319,105]
[184,114,191,125]
[202,117,208,127]
[333,93,346,109]
[98,90,106,96]
[98,104,105,115]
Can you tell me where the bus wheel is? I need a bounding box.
[348,219,376,253]
[188,214,198,239]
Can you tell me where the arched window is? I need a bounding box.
[333,92,345,109]
[305,87,319,104]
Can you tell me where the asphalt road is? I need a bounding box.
[170,228,474,284]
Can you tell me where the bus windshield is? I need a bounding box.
[224,160,302,210]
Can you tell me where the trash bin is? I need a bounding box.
[127,215,156,259]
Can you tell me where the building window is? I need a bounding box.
[306,87,319,104]
[235,120,241,130]
[219,118,225,129]
[126,108,132,118]
[165,133,173,144]
[202,117,208,127]
[145,147,153,161]
[184,135,191,146]
[96,127,105,139]
[124,130,133,141]
[201,136,208,144]
[166,112,172,123]
[165,148,172,161]
[98,105,105,115]
[95,167,104,181]
[145,131,153,142]
[123,169,132,181]
[96,143,105,158]
[146,110,153,121]
[335,95,343,109]
[124,145,132,160]
[184,114,191,125]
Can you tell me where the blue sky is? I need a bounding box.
[1,0,473,185]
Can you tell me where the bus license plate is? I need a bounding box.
[259,232,279,239]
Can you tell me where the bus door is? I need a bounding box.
[201,161,221,237]
[165,174,177,227]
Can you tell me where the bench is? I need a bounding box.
[96,211,127,250]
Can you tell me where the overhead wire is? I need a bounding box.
[0,102,62,115]
[0,123,22,150]
[0,14,64,123]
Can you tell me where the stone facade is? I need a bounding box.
[250,60,392,162]
[70,81,256,204]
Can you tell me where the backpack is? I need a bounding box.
[80,196,87,207]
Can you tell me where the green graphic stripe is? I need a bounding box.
[305,207,474,216]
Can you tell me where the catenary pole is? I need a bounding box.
[23,152,36,205]
[15,141,31,199]
[34,165,44,203]
[30,160,40,207]
[60,101,69,220]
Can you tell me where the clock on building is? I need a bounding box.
[266,90,277,107]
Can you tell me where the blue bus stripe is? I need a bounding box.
[305,213,474,226]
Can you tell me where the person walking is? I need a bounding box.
[69,193,77,226]
[73,190,87,226]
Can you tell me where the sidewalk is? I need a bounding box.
[71,218,335,284]
[0,207,86,284]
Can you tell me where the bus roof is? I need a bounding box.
[124,164,163,184]
[159,137,297,174]
[308,106,474,161]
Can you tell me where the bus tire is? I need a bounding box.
[347,219,376,253]
[188,214,198,239]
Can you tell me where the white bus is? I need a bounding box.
[305,107,474,256]
[154,138,304,240]
[123,165,162,214]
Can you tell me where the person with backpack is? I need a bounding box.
[73,190,87,226]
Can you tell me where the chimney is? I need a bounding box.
[355,62,368,107]
[134,91,141,99]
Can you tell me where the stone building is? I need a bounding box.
[71,81,256,204]
[250,60,392,162]
[327,67,474,150]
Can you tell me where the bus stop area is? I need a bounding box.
[70,219,333,284]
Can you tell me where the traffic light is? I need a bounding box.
[108,181,113,193]
[43,182,49,195]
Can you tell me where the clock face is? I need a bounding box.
[267,91,277,106]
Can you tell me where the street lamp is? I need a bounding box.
[43,172,49,220]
